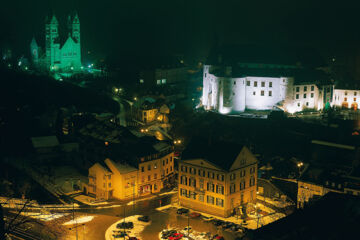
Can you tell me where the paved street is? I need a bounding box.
[58,193,241,240]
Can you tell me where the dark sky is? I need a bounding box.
[1,0,360,61]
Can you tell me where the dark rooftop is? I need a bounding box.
[245,192,360,240]
[181,137,244,171]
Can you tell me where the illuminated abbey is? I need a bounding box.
[30,13,82,73]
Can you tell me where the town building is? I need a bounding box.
[178,140,258,217]
[85,140,175,200]
[30,13,82,73]
[139,66,188,86]
[136,100,170,125]
[334,89,360,110]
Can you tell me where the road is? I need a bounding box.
[59,193,241,240]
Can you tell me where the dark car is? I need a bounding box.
[212,219,224,226]
[231,224,243,232]
[176,208,189,214]
[161,229,177,239]
[116,222,134,229]
[189,212,201,218]
[222,221,234,229]
[113,232,127,238]
[138,215,150,222]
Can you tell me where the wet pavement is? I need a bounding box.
[71,194,241,239]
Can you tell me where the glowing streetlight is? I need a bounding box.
[134,97,137,101]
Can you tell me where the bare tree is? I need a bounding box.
[0,198,42,240]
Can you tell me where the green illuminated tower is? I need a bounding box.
[45,14,60,70]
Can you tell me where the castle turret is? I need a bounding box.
[71,13,80,43]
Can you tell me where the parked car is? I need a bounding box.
[231,224,243,232]
[161,229,177,239]
[183,226,192,233]
[138,215,150,222]
[222,221,234,229]
[202,216,214,222]
[211,219,224,226]
[112,232,127,238]
[169,232,184,240]
[189,212,201,218]
[177,208,189,214]
[212,235,225,240]
[116,222,134,229]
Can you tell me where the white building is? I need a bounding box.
[202,64,335,114]
[334,89,360,110]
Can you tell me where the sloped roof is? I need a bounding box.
[181,137,244,171]
[31,136,59,148]
[246,192,360,240]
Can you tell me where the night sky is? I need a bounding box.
[1,0,360,62]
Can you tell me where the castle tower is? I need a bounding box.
[70,12,81,69]
[45,14,59,69]
[71,13,80,43]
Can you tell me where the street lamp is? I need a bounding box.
[297,162,304,177]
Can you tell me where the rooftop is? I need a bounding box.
[246,192,360,240]
[181,137,244,171]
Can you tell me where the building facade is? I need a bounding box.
[178,146,258,217]
[139,66,188,86]
[86,143,174,200]
[30,13,82,72]
[334,89,360,110]
[202,65,339,114]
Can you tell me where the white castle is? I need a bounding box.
[202,64,359,114]
[30,13,82,72]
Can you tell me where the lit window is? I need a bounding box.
[261,90,264,96]
[269,91,272,97]
[216,198,224,207]
[140,79,144,83]
[261,82,265,87]
[156,80,161,85]
[254,81,258,87]
[162,79,166,84]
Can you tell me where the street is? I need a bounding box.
[58,193,241,240]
